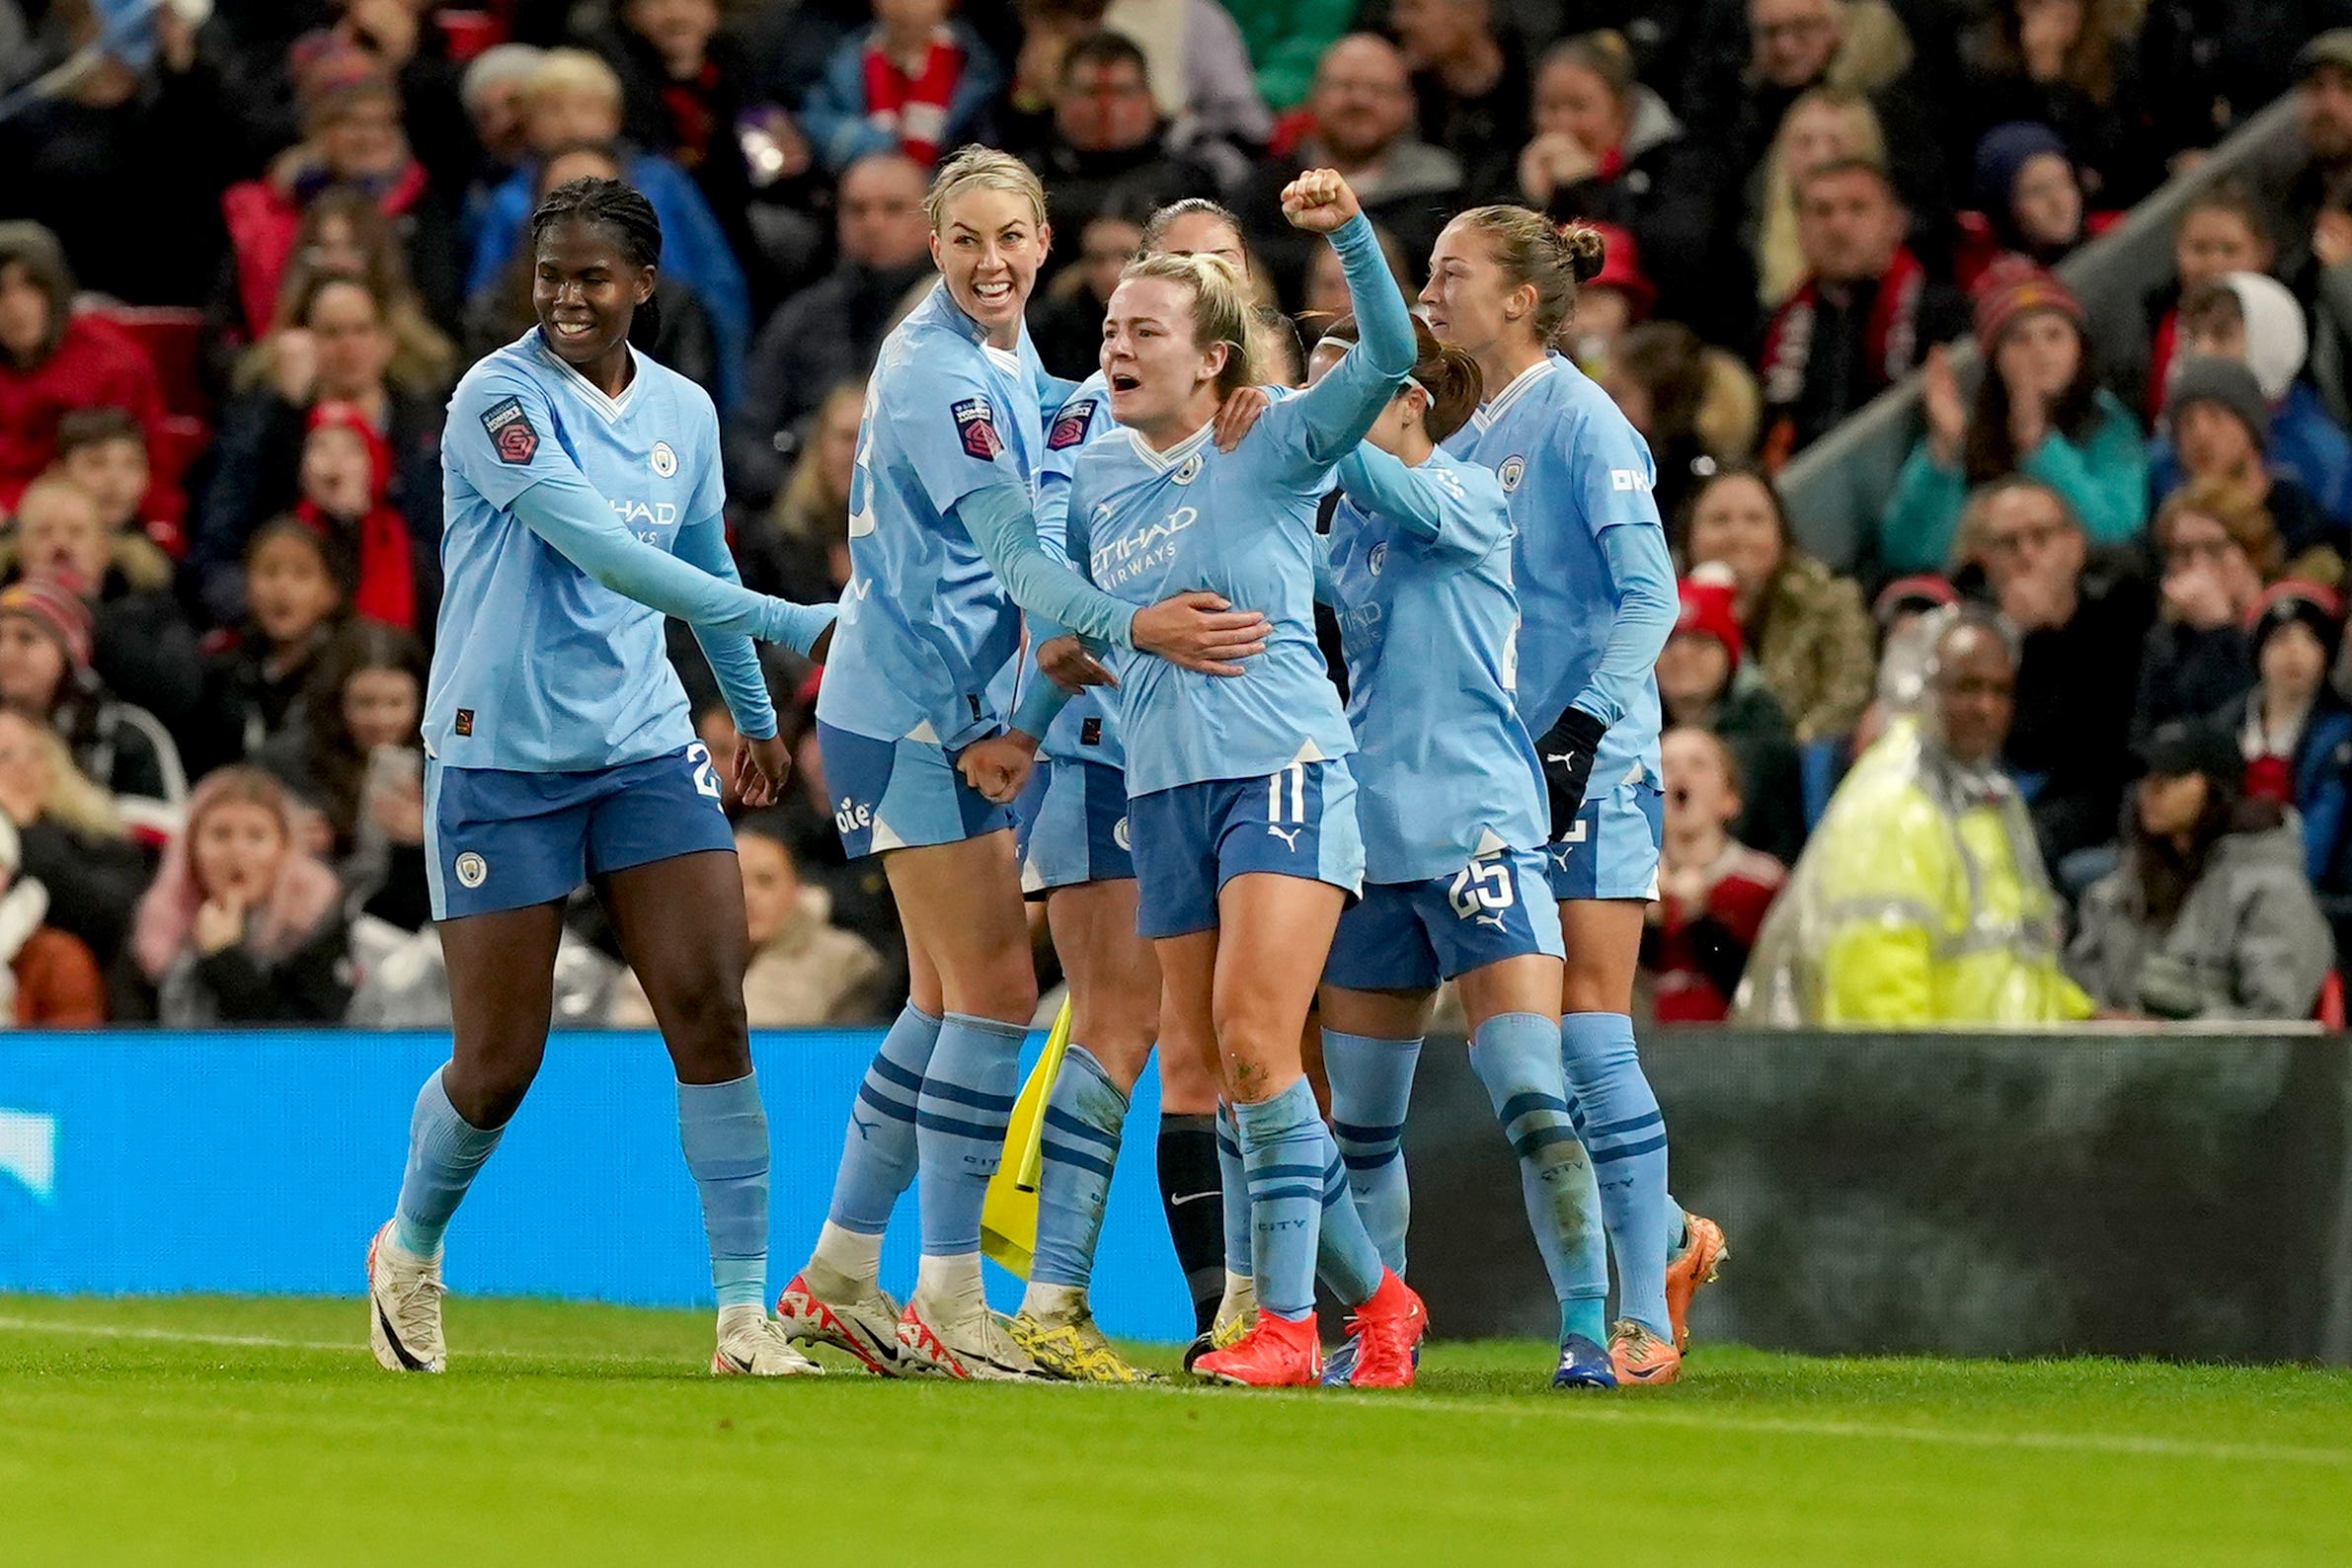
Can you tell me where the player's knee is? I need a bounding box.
[944,963,1037,1027]
[651,980,751,1071]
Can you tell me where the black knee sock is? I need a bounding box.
[1156,1113,1223,1335]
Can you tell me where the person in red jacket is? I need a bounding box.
[1641,727,1788,1023]
[0,223,171,519]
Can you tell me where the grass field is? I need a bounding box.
[6,1294,2351,1567]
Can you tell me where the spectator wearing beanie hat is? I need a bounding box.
[0,576,187,827]
[1657,569,1807,863]
[2156,272,2352,528]
[2216,580,2352,891]
[1961,121,2113,282]
[1880,257,2146,574]
[2158,353,2345,576]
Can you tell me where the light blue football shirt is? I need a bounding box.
[816,282,1047,752]
[1323,443,1547,881]
[1028,371,1125,771]
[1062,212,1414,799]
[1444,352,1666,792]
[429,331,792,772]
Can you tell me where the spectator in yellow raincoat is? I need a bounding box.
[1736,607,2093,1026]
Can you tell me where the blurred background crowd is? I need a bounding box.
[4,0,2352,1032]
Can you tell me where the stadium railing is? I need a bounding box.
[1776,94,2305,576]
[4,1023,2347,1363]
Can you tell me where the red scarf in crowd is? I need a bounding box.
[662,61,723,173]
[295,401,416,632]
[2146,305,2180,425]
[221,161,430,340]
[1758,246,1927,414]
[862,28,965,166]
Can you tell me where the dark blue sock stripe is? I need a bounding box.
[1340,1148,1401,1171]
[1249,1183,1324,1205]
[1040,1139,1117,1181]
[915,1109,1010,1141]
[855,1083,919,1123]
[1591,1133,1669,1164]
[1330,1118,1406,1143]
[1042,1105,1122,1152]
[1215,1134,1242,1158]
[1250,1161,1325,1181]
[1509,1123,1584,1159]
[869,1054,926,1095]
[921,1079,1019,1115]
[1498,1091,1572,1124]
[1586,1110,1665,1140]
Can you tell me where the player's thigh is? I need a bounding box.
[1318,983,1437,1042]
[1212,871,1346,1099]
[1558,899,1648,1015]
[595,848,752,1083]
[1454,953,1566,1034]
[1046,877,1158,1089]
[1155,928,1223,1097]
[884,829,1037,1024]
[439,899,568,1127]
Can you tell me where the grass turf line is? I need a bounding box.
[4,1294,2351,1567]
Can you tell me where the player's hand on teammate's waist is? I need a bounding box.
[958,732,1038,804]
[1039,635,1116,692]
[735,734,794,809]
[1132,591,1269,678]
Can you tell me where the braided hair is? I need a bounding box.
[528,176,664,348]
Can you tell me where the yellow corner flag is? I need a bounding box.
[979,994,1073,1278]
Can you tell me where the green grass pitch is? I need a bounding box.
[6,1294,2351,1567]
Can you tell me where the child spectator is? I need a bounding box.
[264,622,430,933]
[1881,260,2145,573]
[1563,226,1660,380]
[1641,727,1787,1023]
[293,401,431,635]
[2156,355,2345,578]
[1962,121,2108,284]
[2133,481,2272,744]
[0,708,146,980]
[2071,719,2332,1022]
[2137,183,2274,424]
[1657,571,1807,864]
[130,766,353,1027]
[608,815,888,1027]
[186,519,350,780]
[0,810,105,1027]
[0,575,185,823]
[2153,273,2352,528]
[801,0,1005,174]
[2220,581,2352,892]
[0,222,171,520]
[5,473,199,733]
[52,406,181,560]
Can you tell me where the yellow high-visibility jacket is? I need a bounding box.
[1738,719,2093,1027]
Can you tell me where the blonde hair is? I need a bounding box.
[1756,89,1885,307]
[1449,205,1607,345]
[0,709,123,841]
[925,146,1049,233]
[529,48,623,109]
[776,381,866,533]
[1119,252,1258,396]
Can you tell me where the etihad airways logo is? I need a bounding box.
[1091,507,1199,586]
[611,499,677,528]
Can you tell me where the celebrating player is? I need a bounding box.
[970,170,1427,1388]
[777,149,1262,1379]
[995,199,1271,1382]
[1422,207,1724,1384]
[1305,314,1619,1388]
[364,178,837,1377]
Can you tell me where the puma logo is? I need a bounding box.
[1266,824,1301,850]
[1475,913,1507,930]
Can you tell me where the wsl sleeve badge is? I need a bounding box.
[481,396,539,465]
[1048,398,1098,451]
[954,396,1003,461]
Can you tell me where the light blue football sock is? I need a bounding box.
[914,1013,1026,1256]
[1215,1100,1252,1280]
[824,1004,942,1234]
[1323,1029,1421,1275]
[1029,1045,1129,1290]
[391,1065,504,1260]
[1234,1078,1332,1321]
[1314,1124,1387,1307]
[1561,1011,1671,1337]
[1469,1012,1607,1346]
[678,1073,770,1310]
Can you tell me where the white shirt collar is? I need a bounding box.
[1125,417,1216,472]
[534,333,642,422]
[1473,355,1558,430]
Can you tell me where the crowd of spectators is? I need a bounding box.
[5,0,2352,1030]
